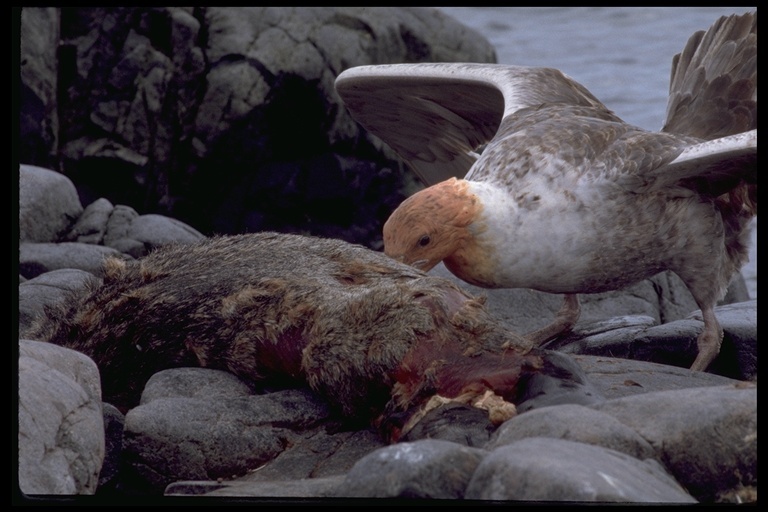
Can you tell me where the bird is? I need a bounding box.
[334,11,756,372]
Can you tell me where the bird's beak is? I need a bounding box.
[385,252,433,272]
[410,259,432,271]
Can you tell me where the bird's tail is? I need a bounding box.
[662,11,756,140]
[664,11,757,277]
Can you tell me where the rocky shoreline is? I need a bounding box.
[16,6,757,504]
[17,165,757,503]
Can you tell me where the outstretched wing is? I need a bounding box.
[335,63,608,186]
[664,11,756,139]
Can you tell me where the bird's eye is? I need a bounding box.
[418,235,431,247]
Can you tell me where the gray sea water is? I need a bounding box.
[439,7,757,299]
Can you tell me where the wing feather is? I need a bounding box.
[335,63,607,185]
[664,12,756,138]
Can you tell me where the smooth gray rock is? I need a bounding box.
[102,237,148,259]
[592,384,757,502]
[19,165,83,243]
[124,214,205,248]
[237,428,385,483]
[140,367,254,405]
[18,268,98,335]
[18,340,105,495]
[572,354,742,400]
[543,315,658,357]
[102,204,140,247]
[489,404,657,461]
[122,388,331,494]
[128,368,384,493]
[623,300,757,379]
[65,197,115,244]
[627,318,712,368]
[19,242,124,279]
[336,439,488,499]
[19,163,204,261]
[539,301,757,380]
[400,403,495,447]
[465,437,696,503]
[100,210,205,258]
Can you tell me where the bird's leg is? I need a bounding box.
[525,294,581,346]
[690,306,723,372]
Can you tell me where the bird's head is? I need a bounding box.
[383,178,480,272]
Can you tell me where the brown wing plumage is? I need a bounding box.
[335,63,607,186]
[664,12,756,139]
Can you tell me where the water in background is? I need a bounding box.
[439,7,757,299]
